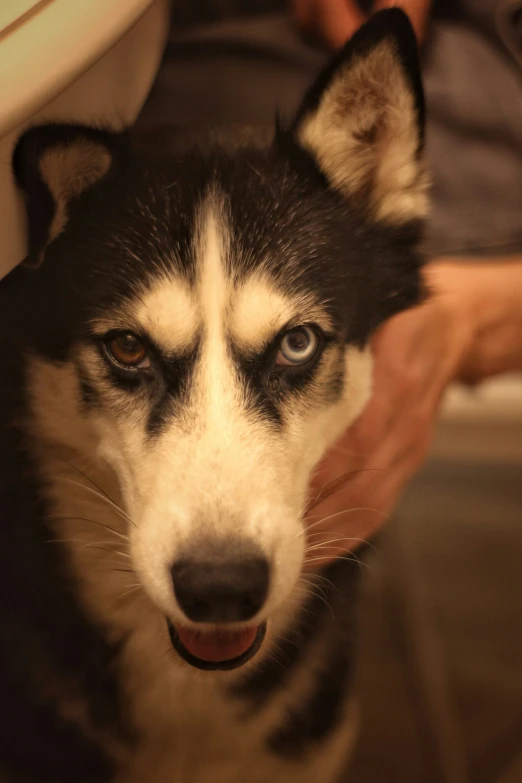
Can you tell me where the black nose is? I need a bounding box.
[171,540,270,624]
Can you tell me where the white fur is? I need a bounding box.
[26,197,373,782]
[231,275,334,350]
[136,276,199,352]
[299,40,428,224]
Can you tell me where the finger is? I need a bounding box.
[304,427,429,567]
[319,0,367,48]
[293,0,367,49]
[292,0,317,30]
[308,365,438,528]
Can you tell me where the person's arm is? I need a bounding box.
[292,0,433,49]
[305,259,522,567]
[446,260,522,383]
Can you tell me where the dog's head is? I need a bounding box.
[12,10,426,670]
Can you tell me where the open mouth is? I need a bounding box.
[167,621,267,671]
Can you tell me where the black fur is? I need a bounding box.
[1,10,425,780]
[13,124,124,269]
[265,554,367,759]
[7,135,423,430]
[145,345,201,436]
[292,7,425,148]
[0,357,129,782]
[233,552,365,716]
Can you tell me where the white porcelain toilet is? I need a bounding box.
[0,0,170,280]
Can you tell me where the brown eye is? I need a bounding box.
[105,333,150,369]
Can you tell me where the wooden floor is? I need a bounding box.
[345,458,522,782]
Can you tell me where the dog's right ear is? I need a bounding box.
[13,124,121,268]
[288,8,427,226]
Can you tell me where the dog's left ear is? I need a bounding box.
[291,8,427,225]
[13,124,121,268]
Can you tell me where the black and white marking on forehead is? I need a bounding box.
[41,143,418,344]
[11,8,426,356]
[71,184,351,436]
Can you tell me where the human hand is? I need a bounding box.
[304,262,481,569]
[292,0,432,49]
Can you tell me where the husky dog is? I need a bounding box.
[0,10,426,783]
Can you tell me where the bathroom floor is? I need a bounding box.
[348,457,522,783]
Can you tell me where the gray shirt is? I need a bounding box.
[140,0,522,256]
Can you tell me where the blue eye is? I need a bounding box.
[276,326,319,366]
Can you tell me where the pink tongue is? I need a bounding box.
[176,626,258,662]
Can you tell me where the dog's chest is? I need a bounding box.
[111,608,356,783]
[113,620,355,783]
[119,676,355,783]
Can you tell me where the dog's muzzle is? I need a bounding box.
[168,538,270,669]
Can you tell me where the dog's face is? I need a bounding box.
[10,11,426,669]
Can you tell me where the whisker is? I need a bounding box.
[301,585,334,620]
[305,536,377,562]
[305,526,376,542]
[305,468,386,514]
[301,583,329,605]
[300,572,335,590]
[118,585,142,600]
[290,587,314,603]
[258,649,287,669]
[305,538,375,560]
[305,507,389,533]
[305,552,368,566]
[305,537,360,553]
[304,554,370,572]
[105,548,130,560]
[48,515,129,542]
[45,538,131,560]
[53,477,136,529]
[270,633,301,652]
[57,458,137,529]
[299,574,331,600]
[301,513,326,523]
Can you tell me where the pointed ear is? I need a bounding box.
[13,124,121,268]
[292,8,427,225]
